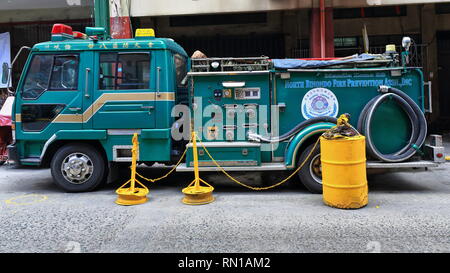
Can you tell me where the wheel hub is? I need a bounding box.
[61,153,93,184]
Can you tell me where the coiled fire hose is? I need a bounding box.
[357,85,427,162]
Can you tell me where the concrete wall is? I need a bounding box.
[0,7,90,24]
[0,0,89,10]
[0,0,91,23]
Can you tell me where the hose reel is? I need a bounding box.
[357,85,427,163]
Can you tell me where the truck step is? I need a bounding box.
[20,157,41,165]
[176,160,440,172]
[176,162,287,172]
[366,160,439,169]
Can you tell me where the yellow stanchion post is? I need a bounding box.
[115,133,149,206]
[182,131,215,205]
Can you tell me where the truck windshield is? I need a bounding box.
[22,54,79,99]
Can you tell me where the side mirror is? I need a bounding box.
[5,46,31,95]
[401,37,412,66]
[1,62,9,85]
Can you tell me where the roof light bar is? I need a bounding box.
[73,31,88,40]
[51,24,74,41]
[52,24,73,36]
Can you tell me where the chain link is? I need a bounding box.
[129,132,321,191]
[196,134,320,190]
[135,137,192,183]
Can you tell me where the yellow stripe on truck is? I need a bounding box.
[16,92,175,124]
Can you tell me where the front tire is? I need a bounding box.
[297,142,323,194]
[50,143,106,192]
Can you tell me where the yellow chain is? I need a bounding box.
[130,131,321,190]
[135,136,192,183]
[196,134,320,191]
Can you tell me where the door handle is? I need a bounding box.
[141,106,155,110]
[141,105,154,115]
[156,66,161,97]
[68,107,82,112]
[85,68,91,98]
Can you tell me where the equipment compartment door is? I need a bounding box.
[92,51,155,129]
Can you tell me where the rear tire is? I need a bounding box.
[0,161,5,166]
[297,142,323,194]
[50,143,106,192]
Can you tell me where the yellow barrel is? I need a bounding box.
[320,135,368,209]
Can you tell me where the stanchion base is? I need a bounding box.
[115,188,149,206]
[181,186,215,205]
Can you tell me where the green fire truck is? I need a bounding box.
[5,24,446,193]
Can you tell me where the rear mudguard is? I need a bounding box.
[284,122,335,169]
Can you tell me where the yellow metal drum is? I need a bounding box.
[320,135,368,209]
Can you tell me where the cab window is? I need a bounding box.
[22,54,79,99]
[49,55,78,90]
[98,52,150,90]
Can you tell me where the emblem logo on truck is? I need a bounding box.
[301,88,339,119]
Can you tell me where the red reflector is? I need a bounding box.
[51,24,73,36]
[73,31,87,39]
[437,153,443,158]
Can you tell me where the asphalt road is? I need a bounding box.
[0,143,449,253]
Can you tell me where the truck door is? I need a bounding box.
[92,51,155,129]
[18,52,84,134]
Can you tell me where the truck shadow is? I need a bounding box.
[105,167,299,192]
[1,162,440,195]
[367,173,437,193]
[2,163,438,194]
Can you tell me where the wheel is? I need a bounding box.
[297,142,322,194]
[0,161,5,166]
[50,143,106,192]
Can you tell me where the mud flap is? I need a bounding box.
[106,162,121,184]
